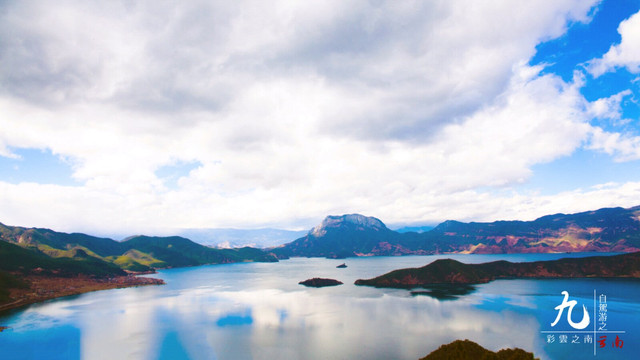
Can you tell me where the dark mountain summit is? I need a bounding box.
[271,214,417,258]
[311,214,388,235]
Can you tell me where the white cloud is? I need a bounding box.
[6,0,640,234]
[588,9,640,77]
[587,89,632,121]
[582,89,640,161]
[587,126,640,161]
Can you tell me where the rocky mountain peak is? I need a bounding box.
[310,214,387,237]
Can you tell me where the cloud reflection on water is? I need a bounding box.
[75,284,540,360]
[4,256,638,359]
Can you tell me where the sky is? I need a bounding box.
[1,0,640,236]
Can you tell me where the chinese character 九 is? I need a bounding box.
[551,291,590,330]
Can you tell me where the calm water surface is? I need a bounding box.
[1,253,638,360]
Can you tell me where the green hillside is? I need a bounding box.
[0,240,126,277]
[121,236,278,267]
[121,236,229,267]
[107,249,168,271]
[0,222,279,272]
[0,223,125,257]
[219,246,279,263]
[0,240,126,302]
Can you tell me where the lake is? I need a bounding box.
[1,253,638,360]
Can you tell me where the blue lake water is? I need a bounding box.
[1,253,638,360]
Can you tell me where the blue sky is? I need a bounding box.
[534,2,639,190]
[0,148,78,186]
[522,0,640,195]
[1,0,640,234]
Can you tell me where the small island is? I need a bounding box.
[419,339,537,360]
[299,278,343,287]
[355,252,640,288]
[336,263,347,268]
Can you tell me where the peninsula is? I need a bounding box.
[355,252,640,288]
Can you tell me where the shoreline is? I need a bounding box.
[0,274,164,314]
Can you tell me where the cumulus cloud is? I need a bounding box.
[588,8,640,77]
[587,89,633,121]
[587,126,640,161]
[4,0,640,234]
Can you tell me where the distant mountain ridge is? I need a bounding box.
[272,206,640,258]
[175,228,307,248]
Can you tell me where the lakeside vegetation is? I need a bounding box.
[419,339,538,360]
[0,240,164,312]
[0,222,278,273]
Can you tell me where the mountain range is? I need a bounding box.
[272,206,640,258]
[3,205,640,273]
[0,223,278,274]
